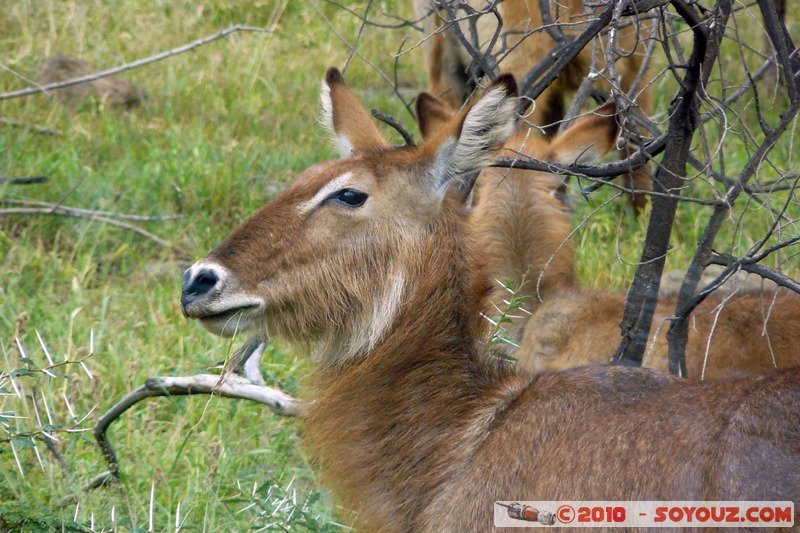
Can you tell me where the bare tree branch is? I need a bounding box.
[343,0,373,72]
[538,0,566,43]
[92,344,301,484]
[709,251,800,294]
[612,0,710,369]
[322,0,425,30]
[371,109,416,146]
[518,0,671,114]
[436,0,502,88]
[309,0,415,118]
[496,130,668,184]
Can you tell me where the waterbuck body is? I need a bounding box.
[181,70,800,531]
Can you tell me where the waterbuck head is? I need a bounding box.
[181,68,519,364]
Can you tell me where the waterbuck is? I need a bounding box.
[181,69,800,531]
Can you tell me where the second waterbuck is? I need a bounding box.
[181,69,800,531]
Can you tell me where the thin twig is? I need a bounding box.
[50,174,89,213]
[559,37,601,132]
[309,0,414,118]
[709,252,800,294]
[343,0,373,72]
[437,1,501,87]
[0,177,48,185]
[31,386,70,477]
[0,199,183,221]
[44,438,70,477]
[0,207,188,257]
[0,118,62,135]
[518,0,672,114]
[322,0,424,30]
[0,25,272,101]
[371,109,416,146]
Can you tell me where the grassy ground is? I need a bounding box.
[1,1,798,531]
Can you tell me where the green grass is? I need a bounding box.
[1,1,798,530]
[1,1,424,530]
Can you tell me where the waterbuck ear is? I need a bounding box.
[415,91,457,141]
[320,67,388,157]
[422,74,519,194]
[546,101,619,164]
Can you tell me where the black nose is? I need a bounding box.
[181,268,220,309]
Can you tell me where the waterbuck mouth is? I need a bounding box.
[198,304,258,322]
[193,304,262,337]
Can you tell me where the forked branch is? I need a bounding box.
[91,342,300,486]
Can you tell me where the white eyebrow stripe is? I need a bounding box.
[296,172,354,214]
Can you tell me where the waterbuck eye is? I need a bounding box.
[327,188,368,208]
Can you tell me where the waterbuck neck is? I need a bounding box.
[303,198,523,530]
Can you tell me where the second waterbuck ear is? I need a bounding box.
[547,101,620,164]
[415,91,457,141]
[320,67,388,157]
[423,74,519,194]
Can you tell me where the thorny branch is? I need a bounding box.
[3,330,99,482]
[91,341,300,486]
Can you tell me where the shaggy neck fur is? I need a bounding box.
[313,263,408,366]
[303,200,523,531]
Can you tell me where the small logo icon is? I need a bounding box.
[496,502,556,525]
